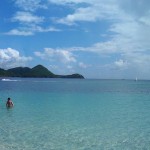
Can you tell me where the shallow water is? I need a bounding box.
[0,78,150,150]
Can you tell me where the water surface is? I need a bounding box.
[0,78,150,150]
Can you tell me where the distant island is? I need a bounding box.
[0,65,84,79]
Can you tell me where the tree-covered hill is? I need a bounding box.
[0,65,84,79]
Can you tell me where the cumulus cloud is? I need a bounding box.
[52,0,150,77]
[35,48,76,64]
[5,0,150,77]
[52,0,150,52]
[0,48,32,69]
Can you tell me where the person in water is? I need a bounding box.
[6,97,14,108]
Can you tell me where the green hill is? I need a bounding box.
[58,73,84,78]
[0,68,8,76]
[7,67,31,77]
[0,65,84,79]
[29,65,55,77]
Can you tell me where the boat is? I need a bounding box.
[1,78,19,81]
[1,79,10,81]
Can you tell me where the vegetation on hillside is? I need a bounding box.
[0,65,84,79]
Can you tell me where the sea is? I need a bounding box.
[0,78,150,150]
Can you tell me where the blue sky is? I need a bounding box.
[0,0,150,79]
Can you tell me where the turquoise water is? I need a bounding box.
[0,78,150,150]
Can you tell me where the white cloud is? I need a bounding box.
[114,59,128,70]
[47,0,150,58]
[12,11,44,24]
[57,6,100,25]
[48,0,102,5]
[6,0,150,78]
[104,52,150,78]
[15,0,47,12]
[114,59,125,67]
[8,7,61,36]
[31,25,61,32]
[78,62,90,68]
[5,29,33,36]
[6,25,61,36]
[53,0,150,77]
[35,48,76,63]
[53,0,150,53]
[48,0,86,5]
[56,2,118,25]
[123,52,150,72]
[0,48,32,69]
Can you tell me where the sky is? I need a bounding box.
[0,0,150,79]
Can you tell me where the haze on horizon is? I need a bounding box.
[0,0,150,79]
